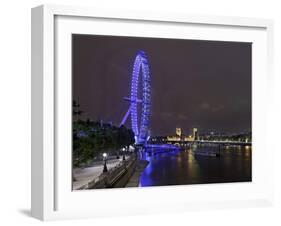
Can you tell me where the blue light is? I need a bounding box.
[145,144,180,150]
[120,51,151,145]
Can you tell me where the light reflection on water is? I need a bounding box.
[139,145,252,187]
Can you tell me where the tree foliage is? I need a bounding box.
[73,120,135,167]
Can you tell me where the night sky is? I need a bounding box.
[72,34,252,136]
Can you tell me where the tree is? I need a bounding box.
[73,119,135,167]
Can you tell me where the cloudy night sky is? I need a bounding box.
[72,34,252,136]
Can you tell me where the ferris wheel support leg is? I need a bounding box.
[119,106,131,127]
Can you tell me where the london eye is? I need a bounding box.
[119,50,151,145]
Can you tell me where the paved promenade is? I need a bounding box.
[73,156,130,190]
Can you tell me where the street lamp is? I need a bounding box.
[103,152,108,173]
[122,147,126,161]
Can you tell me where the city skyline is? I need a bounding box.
[73,34,252,136]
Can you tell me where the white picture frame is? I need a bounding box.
[31,4,274,221]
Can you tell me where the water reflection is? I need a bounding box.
[139,145,252,187]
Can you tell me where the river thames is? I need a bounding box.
[139,145,252,187]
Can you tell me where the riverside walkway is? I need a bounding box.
[73,155,131,190]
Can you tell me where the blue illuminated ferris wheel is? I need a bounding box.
[119,50,151,145]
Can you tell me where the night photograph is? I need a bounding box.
[72,34,252,190]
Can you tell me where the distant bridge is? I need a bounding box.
[162,140,252,147]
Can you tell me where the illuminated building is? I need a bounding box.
[167,135,181,141]
[193,128,198,140]
[184,135,194,142]
[176,128,182,137]
[167,128,182,141]
[167,127,200,142]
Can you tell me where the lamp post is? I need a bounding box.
[122,147,126,161]
[103,153,108,173]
